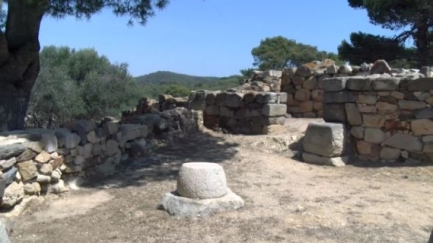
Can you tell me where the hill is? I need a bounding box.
[135,71,241,98]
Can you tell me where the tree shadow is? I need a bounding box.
[79,130,239,189]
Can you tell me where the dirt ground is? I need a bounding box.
[8,118,433,243]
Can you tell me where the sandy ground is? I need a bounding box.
[8,118,433,243]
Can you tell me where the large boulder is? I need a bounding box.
[303,122,346,157]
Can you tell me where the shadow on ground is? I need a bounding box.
[79,130,239,189]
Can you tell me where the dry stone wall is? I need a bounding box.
[281,61,370,118]
[201,91,288,134]
[0,107,201,212]
[322,71,433,162]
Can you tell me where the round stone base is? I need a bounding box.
[160,188,244,218]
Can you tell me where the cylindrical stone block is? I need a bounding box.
[176,162,227,199]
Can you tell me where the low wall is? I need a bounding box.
[0,107,200,211]
[322,72,433,162]
[202,91,287,134]
[281,61,369,118]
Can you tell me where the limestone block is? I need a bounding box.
[176,162,228,199]
[303,122,345,157]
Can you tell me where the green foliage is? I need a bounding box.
[347,0,433,66]
[338,31,414,65]
[27,46,141,128]
[164,85,191,97]
[251,36,341,70]
[135,71,241,98]
[239,68,256,78]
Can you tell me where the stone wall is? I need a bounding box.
[281,60,370,118]
[322,71,433,162]
[239,70,282,92]
[0,107,201,212]
[202,91,287,134]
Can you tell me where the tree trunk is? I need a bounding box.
[415,9,430,67]
[0,0,46,132]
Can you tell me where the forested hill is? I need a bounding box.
[134,71,241,98]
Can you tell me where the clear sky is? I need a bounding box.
[39,0,402,77]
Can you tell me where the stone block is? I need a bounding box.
[346,76,372,90]
[313,102,323,111]
[380,147,401,160]
[55,129,80,149]
[345,103,362,126]
[303,76,317,90]
[323,91,356,103]
[303,122,345,157]
[364,128,385,143]
[391,91,405,100]
[415,108,433,119]
[372,77,400,90]
[204,105,220,116]
[311,90,323,101]
[294,89,311,101]
[411,119,433,136]
[357,95,377,105]
[262,104,286,117]
[16,161,38,182]
[323,104,346,123]
[322,77,348,91]
[350,127,364,139]
[383,133,423,151]
[362,114,385,128]
[177,162,227,199]
[299,101,313,113]
[356,140,371,155]
[408,78,433,91]
[225,93,244,108]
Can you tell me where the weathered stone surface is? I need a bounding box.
[414,91,431,101]
[358,105,377,113]
[357,95,377,105]
[24,182,41,195]
[204,105,220,116]
[346,76,372,90]
[225,93,244,108]
[0,139,27,161]
[296,64,316,77]
[106,140,119,156]
[391,91,405,100]
[345,103,362,126]
[350,127,364,139]
[0,221,10,243]
[364,128,385,143]
[3,167,17,186]
[39,163,53,175]
[362,114,385,128]
[299,101,313,113]
[372,77,400,91]
[36,174,51,184]
[411,119,433,136]
[177,162,227,199]
[313,102,323,111]
[0,158,16,170]
[415,108,433,119]
[311,90,323,101]
[161,188,244,218]
[383,133,423,151]
[303,122,345,157]
[326,65,339,74]
[303,77,317,90]
[376,102,397,111]
[261,104,286,117]
[294,89,311,101]
[15,149,36,162]
[0,181,24,208]
[380,147,401,160]
[338,65,353,74]
[370,59,391,74]
[323,77,348,92]
[356,140,371,155]
[323,104,346,123]
[302,153,346,167]
[323,91,356,104]
[16,161,38,182]
[119,124,149,143]
[103,122,119,135]
[408,78,433,91]
[398,100,427,110]
[50,179,69,194]
[35,151,51,163]
[205,92,218,105]
[86,131,98,144]
[219,107,234,117]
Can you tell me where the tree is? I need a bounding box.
[164,84,190,97]
[338,31,415,65]
[251,36,341,70]
[348,0,433,67]
[27,46,142,128]
[0,0,169,132]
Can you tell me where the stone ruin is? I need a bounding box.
[0,103,202,214]
[301,60,433,165]
[160,162,244,217]
[187,90,288,134]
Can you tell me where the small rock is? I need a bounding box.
[24,182,41,195]
[16,161,38,182]
[35,151,51,163]
[39,163,53,175]
[0,158,16,170]
[50,179,69,194]
[1,181,24,208]
[16,149,36,162]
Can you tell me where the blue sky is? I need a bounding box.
[39,0,404,77]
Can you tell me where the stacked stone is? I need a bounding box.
[159,94,188,111]
[281,59,368,118]
[322,67,433,162]
[240,70,282,92]
[203,91,287,134]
